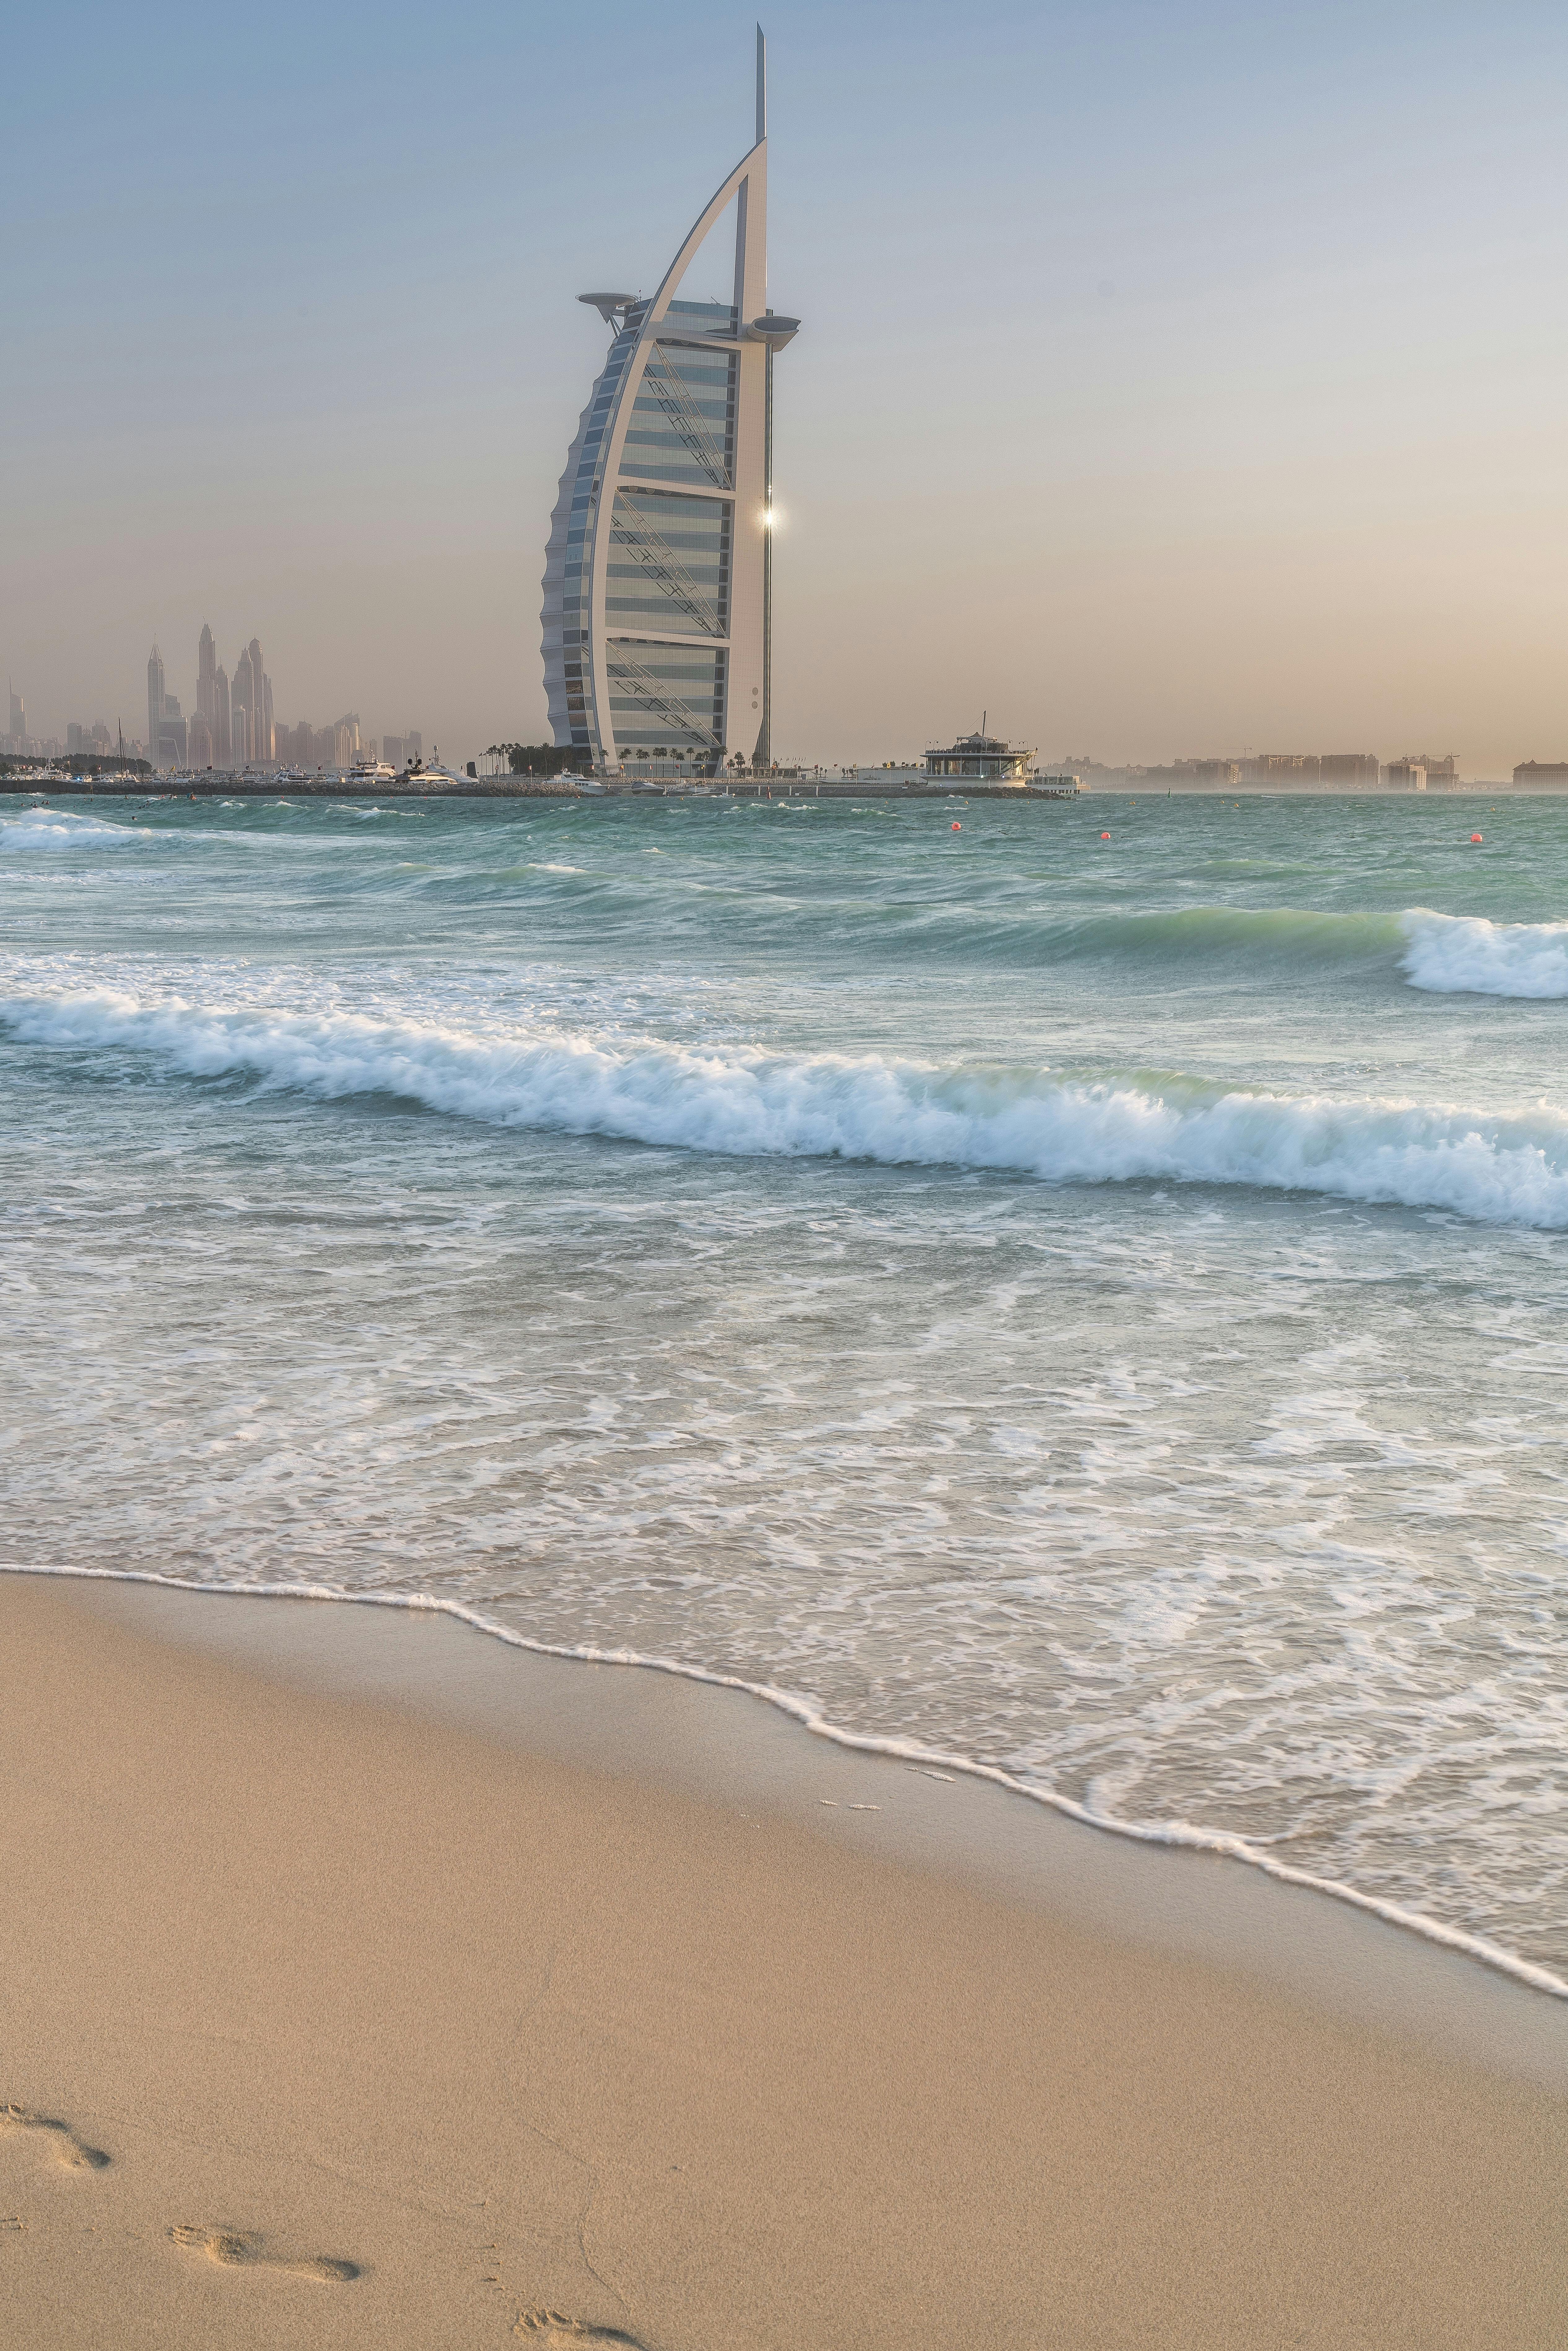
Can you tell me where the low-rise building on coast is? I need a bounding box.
[1042,749,1476,792]
[1383,754,1461,790]
[1243,753,1383,788]
[1513,760,1568,787]
[924,728,1031,783]
[1322,753,1383,788]
[1248,753,1318,785]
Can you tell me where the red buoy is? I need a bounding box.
[1471,832,1483,843]
[1100,831,1110,840]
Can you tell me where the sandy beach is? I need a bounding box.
[3,1569,1567,2349]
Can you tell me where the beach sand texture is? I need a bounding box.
[3,1571,1567,2349]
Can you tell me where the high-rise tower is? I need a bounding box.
[540,28,798,775]
[147,645,164,767]
[195,627,234,763]
[232,643,254,765]
[249,638,273,764]
[189,624,218,766]
[229,638,273,765]
[197,625,217,725]
[145,644,187,766]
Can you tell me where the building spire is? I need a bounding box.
[756,24,767,143]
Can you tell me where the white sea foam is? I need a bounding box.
[0,809,146,851]
[4,1562,1564,2002]
[1401,910,1568,997]
[13,802,1568,2002]
[6,980,1568,1225]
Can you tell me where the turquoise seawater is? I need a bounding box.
[5,786,1568,1975]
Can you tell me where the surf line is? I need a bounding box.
[4,1558,1565,2005]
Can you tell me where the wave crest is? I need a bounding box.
[1400,910,1568,997]
[0,808,147,852]
[6,981,1568,1226]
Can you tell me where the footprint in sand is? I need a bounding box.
[168,2226,360,2282]
[0,2105,111,2172]
[515,2315,646,2348]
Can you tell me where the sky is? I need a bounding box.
[5,0,1568,773]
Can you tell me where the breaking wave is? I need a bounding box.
[1400,910,1568,997]
[0,808,150,851]
[1031,905,1568,996]
[6,980,1568,1226]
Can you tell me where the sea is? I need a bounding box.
[5,784,1568,1988]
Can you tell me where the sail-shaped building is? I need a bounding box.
[540,30,798,776]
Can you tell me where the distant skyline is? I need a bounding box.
[7,1,1568,772]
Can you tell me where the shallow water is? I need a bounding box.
[5,786,1568,1975]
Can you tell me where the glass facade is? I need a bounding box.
[549,313,652,756]
[607,489,730,640]
[618,301,738,493]
[607,643,727,759]
[618,350,736,490]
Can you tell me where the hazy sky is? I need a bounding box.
[6,1,1567,771]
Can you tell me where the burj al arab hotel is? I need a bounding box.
[540,30,799,776]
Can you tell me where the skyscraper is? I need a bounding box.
[144,645,188,767]
[540,29,798,775]
[147,646,164,767]
[194,628,235,763]
[246,638,273,764]
[189,625,218,766]
[197,624,217,726]
[225,638,274,765]
[230,644,251,762]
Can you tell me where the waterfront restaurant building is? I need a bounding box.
[925,729,1033,783]
[540,34,798,778]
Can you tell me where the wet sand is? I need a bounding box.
[3,1568,1567,2348]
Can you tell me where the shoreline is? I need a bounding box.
[10,778,1077,802]
[4,1570,1567,2345]
[8,779,1563,801]
[7,1560,1566,2021]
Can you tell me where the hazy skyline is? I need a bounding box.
[7,0,1568,771]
